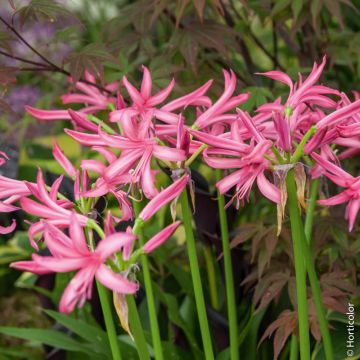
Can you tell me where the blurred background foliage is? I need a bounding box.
[0,0,360,359]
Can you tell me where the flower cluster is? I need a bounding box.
[3,57,360,315]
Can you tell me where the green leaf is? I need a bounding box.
[0,244,29,265]
[314,321,360,360]
[44,310,110,352]
[0,327,91,353]
[0,345,41,359]
[151,282,203,358]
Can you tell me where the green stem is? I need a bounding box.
[88,114,116,134]
[286,169,310,360]
[304,178,319,246]
[203,245,219,310]
[96,281,122,360]
[302,179,334,360]
[291,126,317,163]
[133,200,164,360]
[126,295,151,360]
[185,143,208,167]
[215,169,239,360]
[289,336,299,360]
[179,189,215,360]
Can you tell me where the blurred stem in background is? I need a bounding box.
[203,245,220,311]
[179,189,215,360]
[132,200,164,360]
[216,169,239,360]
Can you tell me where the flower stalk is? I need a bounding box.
[215,169,239,360]
[179,189,214,360]
[132,200,164,360]
[96,280,123,360]
[286,169,311,360]
[302,178,334,360]
[126,295,151,360]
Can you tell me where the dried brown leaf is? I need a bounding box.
[113,292,133,340]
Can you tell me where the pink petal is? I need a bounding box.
[0,218,16,234]
[32,254,87,272]
[103,149,143,180]
[311,153,353,180]
[216,169,243,194]
[318,192,350,206]
[80,159,106,174]
[256,172,281,204]
[49,175,64,201]
[140,66,152,99]
[189,129,248,152]
[69,212,89,255]
[162,80,213,112]
[203,152,243,169]
[96,264,139,294]
[143,221,181,253]
[61,94,97,105]
[65,129,107,146]
[347,199,360,232]
[139,175,189,221]
[123,75,144,105]
[96,232,136,260]
[59,267,95,313]
[317,99,360,129]
[141,158,158,199]
[26,106,71,121]
[43,223,74,258]
[147,79,175,107]
[237,110,264,142]
[152,145,186,161]
[68,109,98,132]
[10,260,50,275]
[92,147,117,164]
[257,70,293,90]
[153,109,179,124]
[194,70,237,128]
[53,140,77,178]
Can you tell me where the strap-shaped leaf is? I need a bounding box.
[0,327,92,353]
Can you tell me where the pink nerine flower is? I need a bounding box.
[0,174,33,234]
[26,71,117,122]
[258,56,339,112]
[69,126,186,200]
[110,66,212,126]
[21,169,88,248]
[312,153,360,231]
[11,213,138,313]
